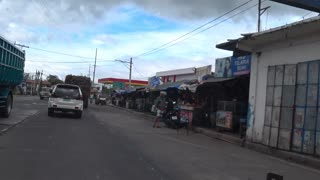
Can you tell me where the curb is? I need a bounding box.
[192,127,244,145]
[194,126,320,171]
[107,104,155,120]
[0,111,40,135]
[108,105,320,171]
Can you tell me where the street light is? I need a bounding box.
[115,58,133,90]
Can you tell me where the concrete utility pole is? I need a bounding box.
[88,64,91,78]
[115,58,133,90]
[93,49,97,85]
[129,57,132,90]
[258,0,270,32]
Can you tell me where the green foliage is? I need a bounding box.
[46,74,63,85]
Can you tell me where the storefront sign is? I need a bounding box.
[215,57,232,78]
[231,55,251,76]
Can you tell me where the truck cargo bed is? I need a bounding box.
[0,37,25,85]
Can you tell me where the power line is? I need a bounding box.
[133,0,254,58]
[28,46,114,61]
[136,1,261,57]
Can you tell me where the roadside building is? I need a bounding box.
[217,16,320,156]
[155,65,212,84]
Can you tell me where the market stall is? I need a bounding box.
[195,76,249,132]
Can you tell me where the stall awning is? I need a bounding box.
[201,77,235,84]
[152,80,198,91]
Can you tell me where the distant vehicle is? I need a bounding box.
[0,36,25,118]
[95,94,107,105]
[48,84,83,118]
[64,75,91,109]
[39,87,51,100]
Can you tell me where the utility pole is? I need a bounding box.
[92,48,97,85]
[115,58,133,90]
[129,57,132,90]
[39,70,43,94]
[258,0,261,32]
[88,64,91,78]
[258,0,270,32]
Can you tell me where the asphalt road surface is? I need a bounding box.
[0,96,319,180]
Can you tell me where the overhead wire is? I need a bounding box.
[133,0,254,58]
[135,1,262,58]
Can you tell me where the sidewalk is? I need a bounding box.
[108,104,320,170]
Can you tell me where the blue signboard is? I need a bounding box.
[271,0,320,12]
[231,55,251,76]
[149,76,161,88]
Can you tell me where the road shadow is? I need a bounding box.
[49,112,81,120]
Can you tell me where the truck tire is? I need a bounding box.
[40,96,44,100]
[83,99,88,109]
[48,108,54,116]
[75,111,82,118]
[3,95,12,118]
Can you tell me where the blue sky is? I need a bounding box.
[0,0,316,81]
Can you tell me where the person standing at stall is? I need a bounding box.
[153,91,167,128]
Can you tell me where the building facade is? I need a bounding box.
[218,17,320,156]
[155,65,212,84]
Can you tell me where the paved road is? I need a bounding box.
[0,96,319,180]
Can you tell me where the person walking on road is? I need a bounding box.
[153,91,167,128]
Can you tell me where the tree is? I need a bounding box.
[47,74,63,85]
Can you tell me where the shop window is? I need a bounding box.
[292,129,303,152]
[271,107,280,128]
[275,66,284,86]
[264,106,272,126]
[283,64,296,85]
[267,66,275,86]
[282,86,295,107]
[278,129,291,150]
[303,131,315,154]
[266,87,274,106]
[294,107,305,129]
[280,107,293,129]
[316,132,320,156]
[296,85,307,106]
[308,61,318,84]
[297,63,307,84]
[305,108,317,130]
[307,85,318,106]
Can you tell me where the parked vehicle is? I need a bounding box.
[65,75,91,109]
[95,94,107,105]
[0,36,25,117]
[39,87,51,100]
[48,84,83,118]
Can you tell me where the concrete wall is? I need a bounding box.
[247,33,320,143]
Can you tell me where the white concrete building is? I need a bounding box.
[155,65,212,84]
[218,16,320,156]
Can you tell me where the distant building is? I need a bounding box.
[98,78,148,90]
[155,65,212,84]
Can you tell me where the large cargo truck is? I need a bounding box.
[65,75,91,109]
[0,36,25,117]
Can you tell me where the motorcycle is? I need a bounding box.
[162,102,180,129]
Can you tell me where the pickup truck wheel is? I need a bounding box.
[3,95,12,118]
[40,96,44,100]
[48,108,54,116]
[75,111,82,118]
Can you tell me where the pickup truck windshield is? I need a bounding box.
[54,86,80,99]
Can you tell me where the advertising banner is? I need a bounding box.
[231,55,251,76]
[215,57,232,78]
